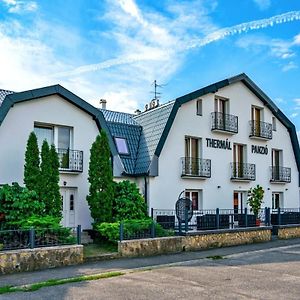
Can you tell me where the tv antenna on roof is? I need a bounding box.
[151,80,166,100]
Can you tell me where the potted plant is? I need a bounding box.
[247,185,264,226]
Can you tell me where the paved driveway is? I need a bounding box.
[2,243,300,300]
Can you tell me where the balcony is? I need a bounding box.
[57,148,83,173]
[181,157,211,178]
[230,162,256,181]
[270,166,291,183]
[211,112,238,134]
[249,120,272,140]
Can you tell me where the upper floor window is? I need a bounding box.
[34,123,72,150]
[196,99,202,116]
[215,96,229,114]
[114,137,129,155]
[34,125,54,148]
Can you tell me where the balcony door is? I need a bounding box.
[215,97,228,130]
[57,127,72,169]
[185,137,201,175]
[272,149,282,180]
[233,144,244,177]
[252,106,262,136]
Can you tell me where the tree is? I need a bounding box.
[40,141,62,218]
[113,180,147,221]
[247,185,264,217]
[24,132,40,191]
[87,130,114,226]
[48,145,62,218]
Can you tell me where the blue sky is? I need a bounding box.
[0,0,300,135]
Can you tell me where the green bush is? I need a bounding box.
[9,215,62,229]
[113,180,147,221]
[9,215,76,245]
[0,183,44,229]
[97,219,173,243]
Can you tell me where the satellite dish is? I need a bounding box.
[175,191,193,222]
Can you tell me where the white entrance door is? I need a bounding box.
[60,188,76,228]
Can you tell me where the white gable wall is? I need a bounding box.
[148,81,299,210]
[0,95,100,229]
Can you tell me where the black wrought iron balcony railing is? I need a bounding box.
[230,162,256,181]
[181,157,211,178]
[211,112,238,134]
[57,148,83,172]
[270,166,291,183]
[249,120,272,139]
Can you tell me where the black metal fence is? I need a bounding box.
[151,207,300,234]
[0,225,81,251]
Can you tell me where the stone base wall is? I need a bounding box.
[277,225,300,239]
[0,245,83,275]
[119,227,272,257]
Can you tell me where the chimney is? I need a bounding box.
[99,99,107,110]
[135,109,142,115]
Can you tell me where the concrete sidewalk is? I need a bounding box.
[1,238,300,288]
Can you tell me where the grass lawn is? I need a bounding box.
[83,242,118,258]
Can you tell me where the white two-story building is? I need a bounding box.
[0,86,123,229]
[103,73,300,213]
[0,73,299,229]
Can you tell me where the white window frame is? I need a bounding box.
[196,99,202,116]
[185,189,203,211]
[34,122,73,150]
[272,192,283,209]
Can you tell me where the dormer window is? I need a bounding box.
[115,137,129,155]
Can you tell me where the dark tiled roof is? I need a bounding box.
[100,109,138,125]
[133,101,175,174]
[100,109,143,174]
[100,103,174,175]
[0,89,14,106]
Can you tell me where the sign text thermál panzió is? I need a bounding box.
[251,145,268,155]
[206,138,232,150]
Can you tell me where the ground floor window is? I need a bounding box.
[272,192,283,209]
[185,190,202,211]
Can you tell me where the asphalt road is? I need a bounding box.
[2,242,300,300]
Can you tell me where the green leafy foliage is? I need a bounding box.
[39,141,61,218]
[0,183,44,229]
[8,215,61,229]
[97,222,120,242]
[247,185,264,217]
[113,180,147,221]
[9,215,76,244]
[24,132,40,191]
[87,130,114,226]
[97,219,173,243]
[48,145,62,218]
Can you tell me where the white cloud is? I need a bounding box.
[0,1,300,113]
[1,0,38,13]
[290,112,298,118]
[253,0,271,10]
[282,61,298,72]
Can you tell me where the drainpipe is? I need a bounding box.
[144,176,149,212]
